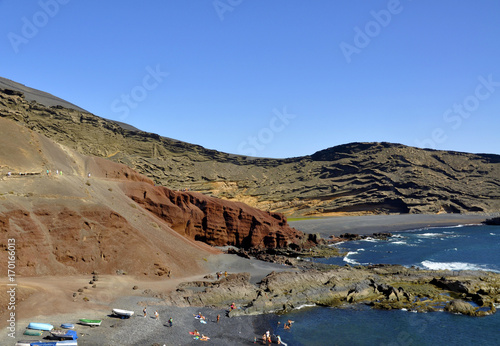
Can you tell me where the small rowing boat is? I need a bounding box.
[79,319,102,327]
[23,329,44,336]
[16,341,39,346]
[51,329,78,340]
[27,322,54,331]
[112,308,134,318]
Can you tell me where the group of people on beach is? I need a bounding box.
[257,320,293,344]
[260,330,283,344]
[216,270,228,279]
[143,307,173,327]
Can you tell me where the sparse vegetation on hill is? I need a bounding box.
[1,84,499,216]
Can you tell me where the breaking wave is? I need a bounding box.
[343,251,361,265]
[420,260,499,273]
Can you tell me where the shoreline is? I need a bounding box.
[3,213,496,345]
[289,213,491,237]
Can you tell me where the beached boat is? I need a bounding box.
[55,341,78,346]
[51,329,78,340]
[23,328,44,336]
[29,342,58,346]
[15,341,38,346]
[27,322,54,331]
[78,318,102,326]
[112,308,135,318]
[60,323,75,329]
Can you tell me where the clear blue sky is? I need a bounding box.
[1,0,499,157]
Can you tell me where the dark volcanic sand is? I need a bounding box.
[289,213,491,238]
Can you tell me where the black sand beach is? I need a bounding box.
[289,213,491,238]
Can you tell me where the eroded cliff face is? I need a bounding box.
[124,182,316,250]
[1,86,499,217]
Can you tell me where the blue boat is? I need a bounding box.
[51,329,78,340]
[60,323,74,329]
[27,322,54,331]
[30,342,57,346]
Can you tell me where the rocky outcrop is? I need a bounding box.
[1,86,499,217]
[123,182,318,250]
[159,264,500,317]
[483,217,500,225]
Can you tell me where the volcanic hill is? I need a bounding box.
[0,115,315,278]
[1,78,499,217]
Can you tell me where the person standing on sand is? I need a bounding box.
[143,307,147,318]
[217,314,220,323]
[154,310,159,320]
[168,317,173,327]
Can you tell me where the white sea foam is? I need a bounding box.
[420,260,498,272]
[391,241,408,245]
[294,304,316,310]
[418,233,442,238]
[361,237,378,243]
[343,251,360,265]
[406,224,468,233]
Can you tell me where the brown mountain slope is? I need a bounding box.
[1,84,499,216]
[0,117,311,277]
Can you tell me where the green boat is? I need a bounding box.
[79,319,102,327]
[24,328,44,336]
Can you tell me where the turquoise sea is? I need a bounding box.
[262,225,500,346]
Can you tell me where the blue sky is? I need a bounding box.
[1,0,499,157]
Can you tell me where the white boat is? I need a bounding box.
[112,308,135,318]
[16,341,37,346]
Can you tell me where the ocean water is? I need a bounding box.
[265,225,500,346]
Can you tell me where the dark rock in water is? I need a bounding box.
[339,232,392,241]
[430,277,471,294]
[445,299,475,315]
[483,217,500,225]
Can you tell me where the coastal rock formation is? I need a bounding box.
[161,265,500,317]
[483,217,500,225]
[124,183,316,249]
[1,83,499,217]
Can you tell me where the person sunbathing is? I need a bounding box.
[200,334,210,341]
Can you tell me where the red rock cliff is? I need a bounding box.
[124,182,316,250]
